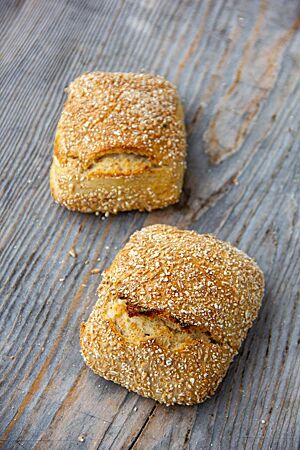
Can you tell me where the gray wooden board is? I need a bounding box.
[0,0,299,449]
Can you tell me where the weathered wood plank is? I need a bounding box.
[0,0,299,449]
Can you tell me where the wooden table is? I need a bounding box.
[1,1,299,449]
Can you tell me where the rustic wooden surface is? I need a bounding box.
[0,0,299,449]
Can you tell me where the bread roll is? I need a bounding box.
[50,72,186,213]
[80,225,264,405]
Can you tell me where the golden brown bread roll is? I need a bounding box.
[50,72,186,213]
[80,224,264,405]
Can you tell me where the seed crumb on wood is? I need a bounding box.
[91,268,101,274]
[69,247,77,258]
[78,434,86,442]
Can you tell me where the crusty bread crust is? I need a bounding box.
[50,72,186,213]
[80,225,264,405]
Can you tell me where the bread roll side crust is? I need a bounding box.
[80,296,236,406]
[50,158,185,213]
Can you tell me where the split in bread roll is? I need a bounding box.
[50,72,186,213]
[80,225,264,405]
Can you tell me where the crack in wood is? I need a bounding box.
[127,404,157,450]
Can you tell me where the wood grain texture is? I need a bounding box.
[0,0,299,449]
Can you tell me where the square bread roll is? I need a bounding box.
[50,72,186,213]
[80,225,264,405]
